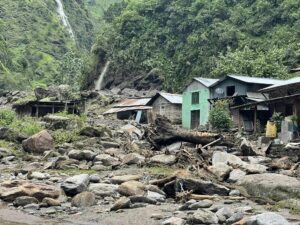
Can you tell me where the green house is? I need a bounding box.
[182,78,219,129]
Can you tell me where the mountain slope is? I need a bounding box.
[0,0,93,90]
[86,0,300,91]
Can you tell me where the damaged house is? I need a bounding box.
[103,98,152,123]
[147,92,182,124]
[209,75,282,132]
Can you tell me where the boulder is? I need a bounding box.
[101,141,120,148]
[110,197,131,211]
[0,181,61,202]
[208,163,232,181]
[227,169,246,183]
[150,154,176,165]
[238,173,300,201]
[212,151,267,174]
[111,175,142,184]
[162,217,185,225]
[68,150,96,161]
[61,174,90,196]
[27,171,50,180]
[176,178,230,196]
[188,200,213,210]
[13,196,39,207]
[117,181,145,196]
[0,148,13,158]
[246,212,290,225]
[94,154,120,167]
[271,156,293,170]
[80,126,103,137]
[22,130,54,154]
[122,153,145,165]
[146,190,166,202]
[43,115,71,130]
[88,183,118,197]
[42,197,61,206]
[121,124,143,140]
[189,209,218,224]
[240,138,256,156]
[71,192,96,207]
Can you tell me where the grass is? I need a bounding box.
[50,169,97,175]
[268,199,300,215]
[145,166,177,176]
[0,140,24,158]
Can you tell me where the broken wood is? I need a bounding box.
[147,116,234,149]
[201,137,222,151]
[149,175,177,187]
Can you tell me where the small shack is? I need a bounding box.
[13,99,85,117]
[103,98,152,123]
[147,92,182,124]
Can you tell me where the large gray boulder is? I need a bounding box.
[68,150,96,161]
[61,174,90,196]
[150,154,176,165]
[188,209,218,224]
[71,192,96,207]
[237,173,300,201]
[246,212,290,225]
[22,130,54,154]
[88,183,118,197]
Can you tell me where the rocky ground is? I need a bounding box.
[0,89,299,225]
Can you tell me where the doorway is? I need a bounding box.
[191,110,200,129]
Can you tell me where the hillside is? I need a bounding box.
[86,0,300,91]
[0,0,95,91]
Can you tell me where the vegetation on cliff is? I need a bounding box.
[87,0,300,91]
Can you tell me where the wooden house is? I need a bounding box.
[209,75,281,132]
[147,92,182,124]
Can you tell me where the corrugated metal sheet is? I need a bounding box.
[246,92,268,100]
[103,106,152,114]
[260,77,300,92]
[159,92,182,104]
[228,75,281,85]
[114,98,151,107]
[193,77,219,87]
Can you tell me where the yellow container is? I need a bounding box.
[266,121,277,138]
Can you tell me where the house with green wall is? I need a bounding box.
[182,78,219,129]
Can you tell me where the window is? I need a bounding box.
[226,86,235,96]
[191,92,199,104]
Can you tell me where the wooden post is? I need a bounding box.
[36,106,39,117]
[52,104,55,114]
[238,109,241,132]
[253,106,257,133]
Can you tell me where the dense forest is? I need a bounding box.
[86,0,300,91]
[0,0,299,91]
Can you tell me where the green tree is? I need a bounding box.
[209,100,232,131]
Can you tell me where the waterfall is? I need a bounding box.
[95,61,111,91]
[55,0,75,42]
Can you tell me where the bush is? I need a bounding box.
[209,100,232,131]
[10,116,44,136]
[51,129,80,144]
[0,108,16,126]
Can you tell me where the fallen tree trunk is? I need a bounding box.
[147,116,233,149]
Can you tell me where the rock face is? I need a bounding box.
[150,154,176,165]
[117,181,145,196]
[61,174,90,196]
[71,191,96,207]
[238,173,300,201]
[22,130,54,154]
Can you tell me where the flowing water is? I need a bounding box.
[95,61,111,91]
[55,0,75,42]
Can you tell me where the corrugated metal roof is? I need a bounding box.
[228,75,281,85]
[193,77,219,87]
[159,92,182,104]
[260,76,300,92]
[114,98,151,107]
[103,106,152,114]
[290,67,300,73]
[246,92,268,100]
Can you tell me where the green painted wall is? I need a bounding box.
[182,87,210,129]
